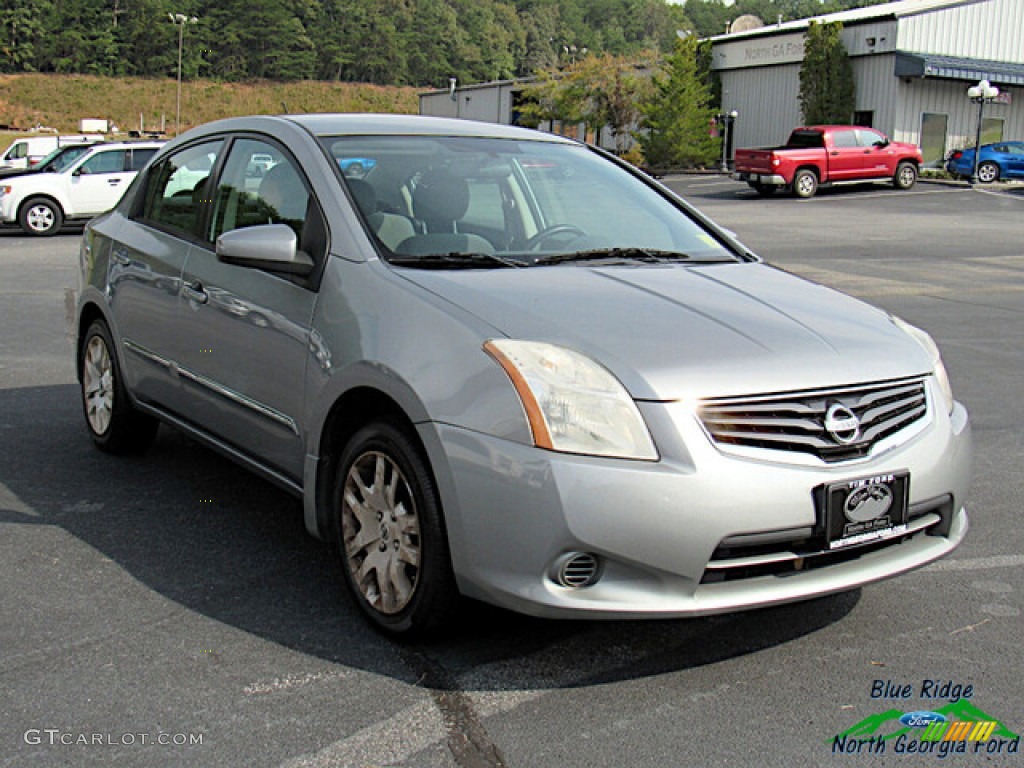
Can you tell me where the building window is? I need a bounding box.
[980,117,1004,146]
[920,113,948,168]
[853,111,874,128]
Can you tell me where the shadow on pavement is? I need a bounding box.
[0,383,859,692]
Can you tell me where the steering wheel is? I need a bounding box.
[524,224,587,251]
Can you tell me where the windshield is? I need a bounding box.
[40,145,95,173]
[318,135,738,268]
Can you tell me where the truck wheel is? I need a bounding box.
[751,182,777,197]
[792,170,818,199]
[19,197,64,236]
[893,162,918,190]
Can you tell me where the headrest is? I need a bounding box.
[412,169,470,225]
[346,178,377,216]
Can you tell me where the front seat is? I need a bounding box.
[347,178,414,251]
[412,169,470,234]
[259,163,308,225]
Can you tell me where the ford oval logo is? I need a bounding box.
[825,403,861,444]
[899,711,947,728]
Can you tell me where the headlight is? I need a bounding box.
[892,316,955,414]
[484,339,658,460]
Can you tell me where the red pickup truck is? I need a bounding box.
[733,125,923,198]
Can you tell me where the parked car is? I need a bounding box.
[733,126,922,198]
[945,141,1024,183]
[337,156,376,177]
[0,134,103,170]
[75,115,970,638]
[0,143,103,180]
[0,141,162,235]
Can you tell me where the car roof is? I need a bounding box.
[84,141,165,150]
[177,113,577,145]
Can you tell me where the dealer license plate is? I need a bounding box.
[825,472,909,550]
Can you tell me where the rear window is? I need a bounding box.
[785,131,825,150]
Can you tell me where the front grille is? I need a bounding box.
[698,377,928,463]
[700,497,952,584]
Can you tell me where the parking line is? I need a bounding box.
[922,553,1024,572]
[973,186,1024,201]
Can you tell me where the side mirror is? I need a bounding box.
[216,224,314,275]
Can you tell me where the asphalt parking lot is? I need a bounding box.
[1,176,1022,768]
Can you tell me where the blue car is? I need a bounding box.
[337,156,376,177]
[945,140,1024,183]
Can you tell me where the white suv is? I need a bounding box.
[0,141,163,235]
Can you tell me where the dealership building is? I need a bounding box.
[710,0,1022,166]
[422,0,1023,167]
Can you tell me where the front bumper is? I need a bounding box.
[429,392,970,619]
[0,195,16,224]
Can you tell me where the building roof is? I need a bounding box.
[709,0,987,42]
[895,52,1024,86]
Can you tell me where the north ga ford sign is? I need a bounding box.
[713,31,806,69]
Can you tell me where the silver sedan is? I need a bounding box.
[76,114,971,637]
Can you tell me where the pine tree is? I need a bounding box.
[638,37,718,169]
[799,20,856,125]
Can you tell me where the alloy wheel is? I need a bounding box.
[26,204,55,234]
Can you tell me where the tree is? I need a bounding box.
[799,20,855,125]
[638,36,718,169]
[0,0,53,72]
[518,52,651,148]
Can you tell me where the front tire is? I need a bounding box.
[792,169,818,198]
[977,161,1000,184]
[893,161,918,190]
[80,319,159,454]
[19,197,64,236]
[333,420,458,638]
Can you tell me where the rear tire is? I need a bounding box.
[792,169,818,199]
[977,161,1000,184]
[19,197,63,236]
[893,161,918,190]
[80,319,159,454]
[751,182,777,196]
[333,420,459,639]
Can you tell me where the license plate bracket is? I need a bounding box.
[825,472,909,550]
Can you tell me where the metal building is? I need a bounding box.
[711,0,1024,167]
[419,79,521,125]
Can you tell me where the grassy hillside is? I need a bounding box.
[0,73,419,136]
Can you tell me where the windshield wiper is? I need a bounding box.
[534,248,696,266]
[388,252,525,269]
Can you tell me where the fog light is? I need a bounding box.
[552,552,602,588]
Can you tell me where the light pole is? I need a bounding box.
[718,110,738,173]
[169,13,198,135]
[966,79,999,185]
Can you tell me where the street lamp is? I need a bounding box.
[718,110,739,173]
[966,79,999,185]
[168,12,198,136]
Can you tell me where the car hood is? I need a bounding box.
[398,262,933,401]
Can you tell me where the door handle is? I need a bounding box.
[108,179,122,185]
[182,280,208,304]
